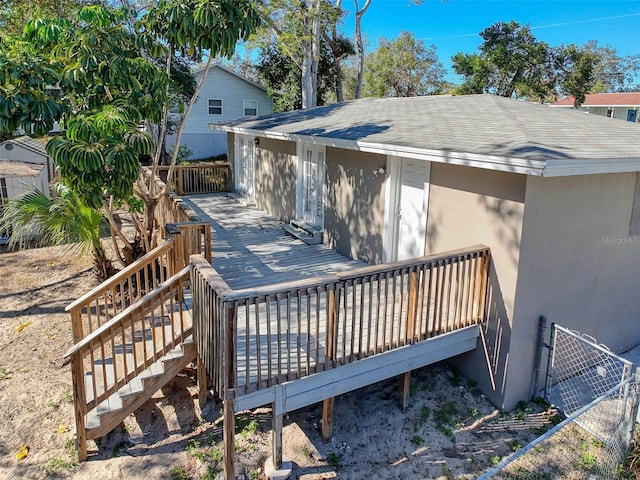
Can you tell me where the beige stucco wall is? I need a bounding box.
[255,138,297,221]
[425,163,526,408]
[324,148,387,264]
[507,173,640,407]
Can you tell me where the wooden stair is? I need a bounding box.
[283,219,323,245]
[72,287,197,444]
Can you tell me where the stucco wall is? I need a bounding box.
[508,173,640,407]
[324,148,386,264]
[255,138,297,221]
[425,163,526,408]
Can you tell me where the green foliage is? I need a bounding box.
[169,467,190,480]
[363,31,447,97]
[411,435,424,446]
[452,20,637,103]
[326,452,341,467]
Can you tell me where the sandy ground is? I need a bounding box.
[0,244,559,480]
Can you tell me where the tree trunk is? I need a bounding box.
[354,0,372,99]
[301,0,321,109]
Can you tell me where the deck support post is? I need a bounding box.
[223,390,235,480]
[322,287,338,443]
[322,397,335,442]
[400,372,411,413]
[272,385,284,468]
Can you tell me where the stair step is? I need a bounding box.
[83,342,197,439]
[283,224,323,245]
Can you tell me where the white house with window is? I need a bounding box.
[551,92,640,123]
[165,64,273,160]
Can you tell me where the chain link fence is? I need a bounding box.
[480,319,639,479]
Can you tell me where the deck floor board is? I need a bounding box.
[182,194,365,290]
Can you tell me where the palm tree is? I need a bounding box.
[0,184,116,279]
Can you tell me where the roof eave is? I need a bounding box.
[212,123,548,176]
[543,158,640,177]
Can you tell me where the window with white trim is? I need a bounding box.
[208,99,223,115]
[243,100,258,116]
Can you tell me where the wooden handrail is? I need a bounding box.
[63,267,190,360]
[190,244,492,399]
[156,163,230,195]
[65,241,174,312]
[218,245,489,302]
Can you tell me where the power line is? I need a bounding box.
[419,12,640,42]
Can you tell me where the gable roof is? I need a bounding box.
[1,136,49,157]
[212,94,640,177]
[191,64,267,93]
[552,92,640,107]
[0,160,45,177]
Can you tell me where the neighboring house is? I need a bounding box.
[166,64,273,160]
[551,92,640,122]
[0,136,53,206]
[213,94,640,410]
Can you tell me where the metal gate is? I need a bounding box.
[539,319,633,416]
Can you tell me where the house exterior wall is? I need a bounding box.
[255,138,297,221]
[506,173,640,407]
[167,67,273,159]
[2,173,48,200]
[425,163,526,409]
[324,148,387,264]
[585,106,639,122]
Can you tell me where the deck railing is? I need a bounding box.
[190,245,490,398]
[156,163,230,195]
[66,222,211,343]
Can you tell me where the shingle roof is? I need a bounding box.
[552,92,640,107]
[0,160,44,177]
[2,136,49,156]
[213,95,640,176]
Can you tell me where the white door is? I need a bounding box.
[237,136,256,198]
[395,158,430,260]
[299,146,325,227]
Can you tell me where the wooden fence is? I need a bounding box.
[156,163,230,195]
[190,245,490,399]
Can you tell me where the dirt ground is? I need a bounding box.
[0,244,560,480]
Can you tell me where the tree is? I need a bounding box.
[255,1,352,110]
[353,0,372,99]
[363,31,447,97]
[254,0,345,109]
[0,0,88,35]
[453,21,551,99]
[352,0,423,98]
[451,20,610,105]
[0,1,260,268]
[583,41,640,92]
[0,184,115,279]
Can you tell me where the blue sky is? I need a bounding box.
[339,0,640,84]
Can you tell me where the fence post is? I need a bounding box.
[165,223,185,274]
[543,323,557,402]
[532,315,548,399]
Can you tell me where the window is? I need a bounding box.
[243,100,258,116]
[627,109,638,123]
[208,99,222,115]
[606,108,614,118]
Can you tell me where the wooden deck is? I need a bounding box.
[185,195,490,418]
[181,194,364,289]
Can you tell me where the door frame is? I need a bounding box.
[295,142,326,229]
[382,156,431,262]
[234,134,256,198]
